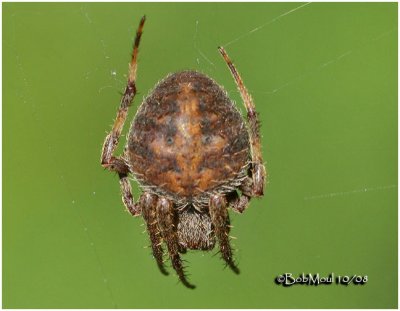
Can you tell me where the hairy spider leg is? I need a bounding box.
[209,194,239,273]
[156,198,195,289]
[140,193,169,275]
[227,190,250,214]
[218,47,266,199]
[100,16,146,216]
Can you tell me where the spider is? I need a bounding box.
[101,16,266,289]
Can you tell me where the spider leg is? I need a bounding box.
[209,194,239,273]
[141,193,168,275]
[156,198,195,289]
[227,191,250,214]
[100,17,146,213]
[218,47,266,197]
[101,16,145,169]
[119,172,141,216]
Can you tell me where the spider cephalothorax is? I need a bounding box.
[101,16,266,289]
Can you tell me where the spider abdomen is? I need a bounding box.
[127,71,250,199]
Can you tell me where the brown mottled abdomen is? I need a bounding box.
[127,71,249,199]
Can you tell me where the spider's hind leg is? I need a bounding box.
[100,17,146,213]
[218,47,266,197]
[101,16,145,169]
[156,198,195,289]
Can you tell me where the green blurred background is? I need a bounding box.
[3,2,397,308]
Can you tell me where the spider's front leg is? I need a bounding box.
[100,16,146,216]
[141,193,168,275]
[218,46,266,199]
[209,194,239,273]
[156,198,195,289]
